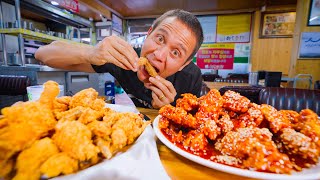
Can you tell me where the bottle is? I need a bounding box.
[105,81,115,104]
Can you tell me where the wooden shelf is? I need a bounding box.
[0,28,82,44]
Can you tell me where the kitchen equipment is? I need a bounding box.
[26,57,39,64]
[7,52,21,66]
[28,22,34,31]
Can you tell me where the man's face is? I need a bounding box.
[137,17,197,83]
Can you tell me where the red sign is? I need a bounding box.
[196,45,234,70]
[60,0,79,13]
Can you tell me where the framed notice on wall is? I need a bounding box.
[197,15,217,43]
[299,32,320,58]
[260,11,296,38]
[216,14,252,43]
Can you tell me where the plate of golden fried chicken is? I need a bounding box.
[154,89,320,180]
[0,81,151,179]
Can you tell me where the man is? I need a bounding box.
[35,9,204,109]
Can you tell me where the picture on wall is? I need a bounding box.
[308,0,320,26]
[260,11,296,38]
[299,32,320,58]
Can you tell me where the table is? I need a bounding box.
[137,107,256,180]
[204,81,249,90]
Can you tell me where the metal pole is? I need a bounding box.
[0,1,8,66]
[14,0,25,66]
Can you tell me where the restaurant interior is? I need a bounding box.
[0,0,320,179]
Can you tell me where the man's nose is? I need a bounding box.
[154,46,168,62]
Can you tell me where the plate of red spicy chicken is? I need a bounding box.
[153,89,320,180]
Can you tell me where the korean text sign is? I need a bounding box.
[197,44,235,70]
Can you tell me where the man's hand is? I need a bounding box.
[88,36,138,71]
[147,76,177,109]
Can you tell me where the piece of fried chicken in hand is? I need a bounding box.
[13,138,59,180]
[52,121,100,162]
[138,57,158,77]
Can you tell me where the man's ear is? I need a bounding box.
[147,27,153,36]
[178,60,192,71]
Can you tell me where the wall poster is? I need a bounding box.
[216,14,252,43]
[197,44,235,70]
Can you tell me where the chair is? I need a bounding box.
[293,74,313,89]
[264,71,282,87]
[219,86,265,104]
[259,87,320,115]
[315,80,320,90]
[202,74,221,82]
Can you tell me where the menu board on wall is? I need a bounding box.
[216,14,252,43]
[196,44,235,70]
[197,16,217,43]
[299,32,320,58]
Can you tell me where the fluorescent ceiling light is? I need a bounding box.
[51,1,59,6]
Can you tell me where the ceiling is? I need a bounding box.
[79,0,297,19]
[24,0,297,22]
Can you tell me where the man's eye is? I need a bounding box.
[172,50,180,57]
[156,35,164,43]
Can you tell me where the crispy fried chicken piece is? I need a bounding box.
[52,121,100,162]
[111,112,150,145]
[279,128,319,165]
[261,104,292,133]
[52,96,71,118]
[199,119,221,140]
[222,90,250,113]
[0,158,14,178]
[78,108,104,124]
[94,112,149,159]
[39,81,61,110]
[183,130,208,152]
[55,106,86,121]
[233,103,264,130]
[69,88,105,111]
[215,128,296,174]
[0,101,56,162]
[13,138,59,180]
[176,93,199,112]
[159,104,199,129]
[138,57,158,77]
[94,137,113,159]
[40,152,79,178]
[294,109,320,147]
[280,110,300,124]
[216,112,234,134]
[196,89,224,121]
[87,120,112,139]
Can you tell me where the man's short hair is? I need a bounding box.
[151,9,204,62]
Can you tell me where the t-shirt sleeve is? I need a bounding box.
[91,63,116,74]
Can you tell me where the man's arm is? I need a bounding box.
[35,36,139,73]
[35,41,95,72]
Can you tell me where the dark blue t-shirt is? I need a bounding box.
[92,63,202,108]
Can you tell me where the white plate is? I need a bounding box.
[105,104,139,113]
[153,115,320,180]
